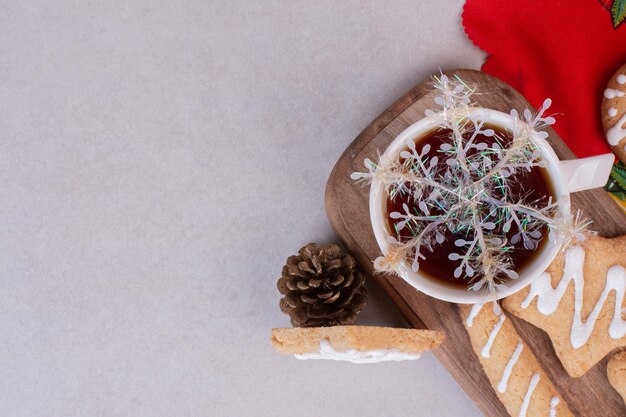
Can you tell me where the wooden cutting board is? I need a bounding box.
[325,69,626,417]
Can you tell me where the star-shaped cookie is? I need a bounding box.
[503,235,626,378]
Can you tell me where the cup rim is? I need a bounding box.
[369,107,571,304]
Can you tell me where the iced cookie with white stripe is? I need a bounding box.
[271,326,443,364]
[602,63,626,165]
[503,235,626,377]
[460,302,574,417]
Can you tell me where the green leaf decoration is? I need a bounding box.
[612,161,626,187]
[612,190,626,200]
[606,161,626,200]
[612,0,626,29]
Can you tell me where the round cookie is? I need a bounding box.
[271,325,444,363]
[601,63,626,164]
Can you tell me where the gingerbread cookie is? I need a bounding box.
[602,63,626,164]
[608,351,626,405]
[503,235,626,377]
[271,325,443,363]
[460,302,574,417]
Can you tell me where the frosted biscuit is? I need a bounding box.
[503,235,626,377]
[602,63,626,164]
[270,325,443,363]
[460,302,574,417]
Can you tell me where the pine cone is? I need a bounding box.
[277,243,367,327]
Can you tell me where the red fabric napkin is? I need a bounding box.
[463,0,626,157]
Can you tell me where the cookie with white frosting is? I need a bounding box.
[271,326,443,364]
[503,235,626,377]
[460,302,574,417]
[602,63,626,164]
[608,351,626,405]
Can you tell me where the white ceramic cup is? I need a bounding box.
[369,108,614,304]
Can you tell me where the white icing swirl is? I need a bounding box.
[497,341,523,393]
[605,88,625,99]
[549,397,560,417]
[522,246,626,349]
[618,74,626,85]
[466,302,485,327]
[295,340,421,363]
[519,373,540,417]
[481,313,506,358]
[609,107,618,118]
[607,113,626,146]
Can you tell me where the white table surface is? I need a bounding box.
[0,1,486,416]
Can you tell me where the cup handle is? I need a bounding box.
[559,153,614,193]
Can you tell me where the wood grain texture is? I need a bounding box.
[325,69,626,417]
